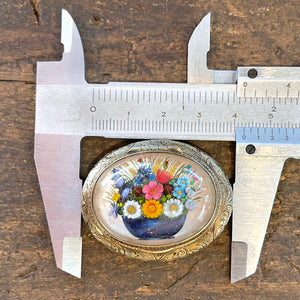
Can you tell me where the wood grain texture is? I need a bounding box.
[0,1,299,299]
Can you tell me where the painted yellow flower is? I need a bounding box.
[142,200,163,218]
[112,193,120,201]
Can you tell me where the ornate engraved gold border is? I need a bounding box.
[81,140,232,261]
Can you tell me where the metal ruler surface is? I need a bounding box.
[34,10,300,281]
[37,83,299,140]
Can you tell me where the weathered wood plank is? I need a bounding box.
[0,0,299,299]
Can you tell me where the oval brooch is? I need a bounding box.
[82,140,232,261]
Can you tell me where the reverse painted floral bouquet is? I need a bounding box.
[109,158,202,221]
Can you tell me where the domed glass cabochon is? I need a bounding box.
[82,140,232,260]
[92,152,216,246]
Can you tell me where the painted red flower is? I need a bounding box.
[156,169,173,184]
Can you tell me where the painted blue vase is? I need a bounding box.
[122,214,187,239]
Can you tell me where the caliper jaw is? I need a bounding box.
[37,9,86,85]
[187,13,236,84]
[231,128,300,282]
[34,9,86,277]
[34,134,83,277]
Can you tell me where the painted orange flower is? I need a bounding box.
[142,200,163,218]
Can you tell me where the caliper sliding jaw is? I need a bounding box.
[232,128,300,282]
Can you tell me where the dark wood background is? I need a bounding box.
[1,1,299,299]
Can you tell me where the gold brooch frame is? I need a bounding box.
[81,140,232,261]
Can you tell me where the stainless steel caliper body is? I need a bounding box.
[34,10,300,281]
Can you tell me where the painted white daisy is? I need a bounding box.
[123,200,142,219]
[163,198,184,218]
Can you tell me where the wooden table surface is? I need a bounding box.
[0,1,299,299]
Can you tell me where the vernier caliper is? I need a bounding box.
[34,10,300,281]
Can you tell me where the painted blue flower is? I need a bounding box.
[175,177,189,187]
[148,173,155,180]
[121,187,130,200]
[115,178,125,189]
[109,205,118,218]
[139,164,148,170]
[185,199,197,211]
[134,175,143,185]
[112,173,121,181]
[134,171,145,185]
[133,165,155,184]
[134,178,141,185]
[139,165,152,175]
[173,186,186,199]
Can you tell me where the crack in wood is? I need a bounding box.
[290,260,300,271]
[15,264,38,278]
[0,79,35,84]
[165,260,200,291]
[29,0,40,25]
